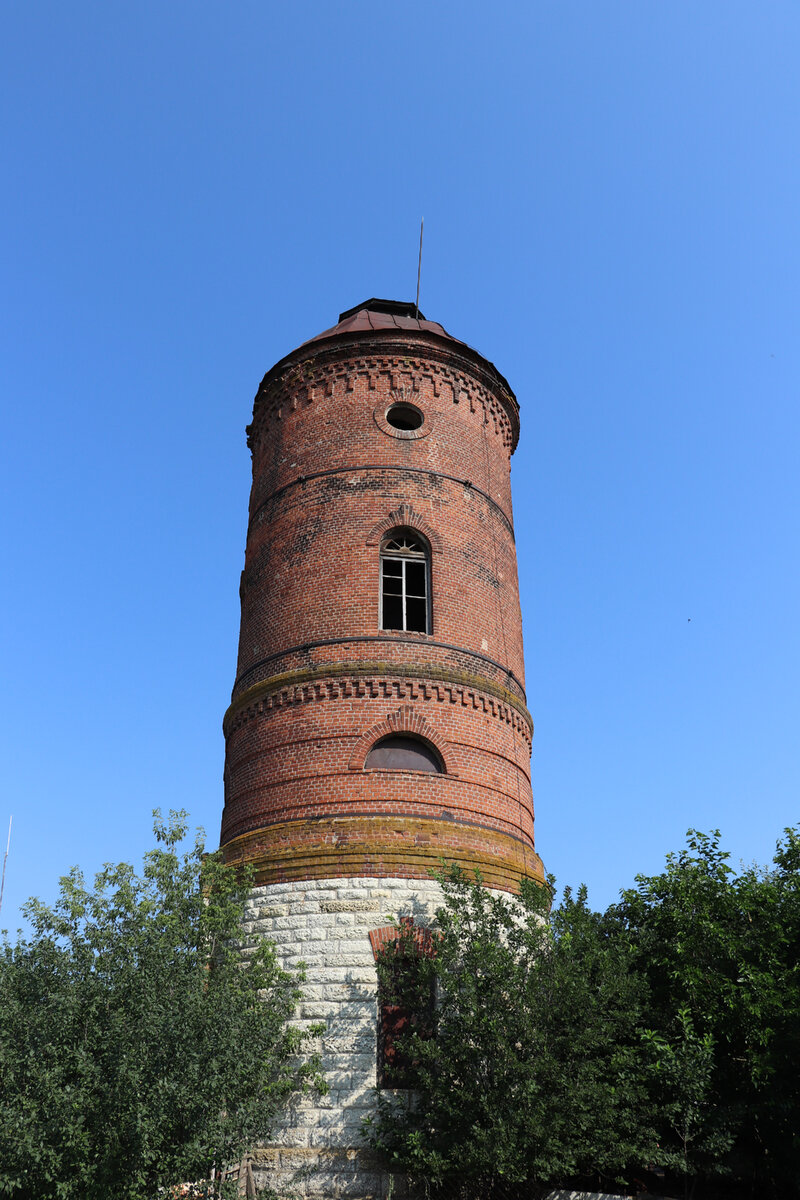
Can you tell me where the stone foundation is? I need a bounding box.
[242,876,446,1198]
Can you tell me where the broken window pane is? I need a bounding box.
[405,561,426,597]
[382,595,403,630]
[405,597,427,632]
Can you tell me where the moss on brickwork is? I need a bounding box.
[222,815,545,895]
[223,659,533,736]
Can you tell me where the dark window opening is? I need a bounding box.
[386,403,423,431]
[380,532,430,634]
[365,734,444,773]
[377,923,436,1089]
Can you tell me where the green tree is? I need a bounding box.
[365,870,657,1195]
[366,828,800,1199]
[613,828,800,1196]
[641,1008,733,1198]
[0,812,324,1200]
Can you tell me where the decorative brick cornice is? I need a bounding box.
[247,345,517,455]
[365,503,443,554]
[348,706,449,771]
[234,638,526,704]
[223,664,533,746]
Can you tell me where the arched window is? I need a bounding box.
[364,734,444,773]
[380,531,430,634]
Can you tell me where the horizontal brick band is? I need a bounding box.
[233,639,527,703]
[248,463,514,539]
[224,663,533,742]
[221,815,545,895]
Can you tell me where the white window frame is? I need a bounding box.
[379,534,430,635]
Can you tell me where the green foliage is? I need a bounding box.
[641,1008,733,1194]
[366,829,800,1198]
[365,871,656,1193]
[614,828,800,1195]
[0,812,324,1200]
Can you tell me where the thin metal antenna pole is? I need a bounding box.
[415,218,424,318]
[0,816,11,919]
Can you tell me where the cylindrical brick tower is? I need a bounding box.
[221,299,543,1197]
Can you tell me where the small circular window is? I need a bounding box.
[374,399,432,440]
[386,403,423,431]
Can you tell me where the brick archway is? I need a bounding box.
[366,503,443,554]
[348,705,450,772]
[369,916,438,960]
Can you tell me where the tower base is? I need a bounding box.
[242,876,446,1199]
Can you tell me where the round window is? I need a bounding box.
[386,403,423,431]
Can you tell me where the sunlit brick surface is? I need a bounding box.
[221,305,543,892]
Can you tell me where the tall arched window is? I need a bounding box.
[380,531,430,634]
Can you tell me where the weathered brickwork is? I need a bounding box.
[222,302,542,894]
[235,470,525,695]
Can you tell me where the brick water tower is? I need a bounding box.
[220,298,543,1196]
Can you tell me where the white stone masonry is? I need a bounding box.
[241,876,447,1199]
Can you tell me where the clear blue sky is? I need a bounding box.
[2,2,798,929]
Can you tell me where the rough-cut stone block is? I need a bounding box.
[320,899,381,912]
[300,1001,341,1019]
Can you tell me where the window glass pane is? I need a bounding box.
[382,559,403,596]
[406,597,428,633]
[405,561,426,597]
[382,595,403,630]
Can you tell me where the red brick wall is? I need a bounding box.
[221,321,543,892]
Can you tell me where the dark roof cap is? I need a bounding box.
[338,298,422,322]
[302,297,467,348]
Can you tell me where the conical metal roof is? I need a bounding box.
[302,298,467,348]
